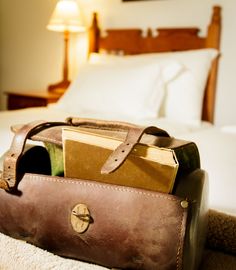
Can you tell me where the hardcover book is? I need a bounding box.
[62,127,179,193]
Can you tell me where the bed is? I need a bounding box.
[0,5,236,269]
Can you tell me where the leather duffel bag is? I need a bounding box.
[0,118,208,270]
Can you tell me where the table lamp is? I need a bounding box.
[47,0,85,94]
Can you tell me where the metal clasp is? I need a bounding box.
[180,200,189,209]
[71,204,93,233]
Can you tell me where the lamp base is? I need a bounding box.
[48,80,70,95]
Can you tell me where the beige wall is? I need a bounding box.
[0,0,55,104]
[0,0,235,126]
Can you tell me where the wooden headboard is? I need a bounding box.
[88,6,221,123]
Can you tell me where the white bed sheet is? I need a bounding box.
[181,127,236,216]
[0,106,235,269]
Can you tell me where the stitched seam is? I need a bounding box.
[27,174,180,202]
[176,209,186,270]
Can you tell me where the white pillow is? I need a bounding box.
[89,49,218,125]
[56,61,183,120]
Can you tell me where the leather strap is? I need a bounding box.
[66,117,139,131]
[0,120,68,191]
[67,117,170,174]
[101,126,170,174]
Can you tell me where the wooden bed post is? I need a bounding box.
[88,12,100,55]
[206,6,221,50]
[203,6,222,123]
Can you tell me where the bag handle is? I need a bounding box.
[67,117,170,174]
[0,118,170,191]
[0,120,69,191]
[67,117,169,137]
[67,117,139,131]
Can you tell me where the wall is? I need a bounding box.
[0,0,235,126]
[0,0,58,106]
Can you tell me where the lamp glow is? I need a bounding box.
[47,0,85,93]
[47,0,85,33]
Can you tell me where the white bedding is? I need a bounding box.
[181,127,236,216]
[0,106,235,269]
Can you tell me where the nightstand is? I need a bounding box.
[5,90,62,110]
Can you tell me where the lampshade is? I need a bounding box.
[47,0,85,33]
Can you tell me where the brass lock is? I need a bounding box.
[180,200,189,209]
[71,204,93,233]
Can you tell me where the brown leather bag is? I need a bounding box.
[0,118,208,270]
